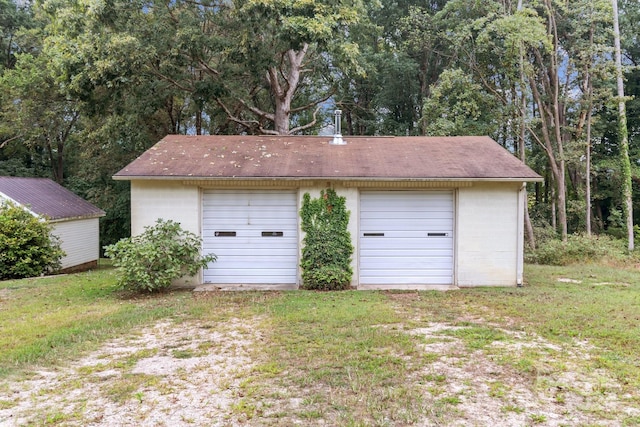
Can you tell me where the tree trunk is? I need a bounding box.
[517,0,536,249]
[585,82,592,236]
[612,0,634,250]
[267,45,308,134]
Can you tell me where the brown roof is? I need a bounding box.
[114,135,542,181]
[0,177,105,221]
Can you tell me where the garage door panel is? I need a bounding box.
[361,248,453,257]
[361,221,453,232]
[361,226,453,235]
[361,192,451,203]
[361,272,452,285]
[360,237,453,247]
[210,256,297,267]
[203,190,298,284]
[362,270,453,277]
[207,273,297,284]
[360,191,454,286]
[204,205,297,215]
[361,258,453,269]
[203,242,297,252]
[203,226,298,234]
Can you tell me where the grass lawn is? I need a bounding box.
[1,261,639,425]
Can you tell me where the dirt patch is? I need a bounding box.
[1,317,639,426]
[0,318,264,426]
[409,322,640,426]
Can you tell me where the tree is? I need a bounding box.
[0,0,32,70]
[612,0,634,250]
[213,0,365,135]
[1,52,81,183]
[422,68,500,136]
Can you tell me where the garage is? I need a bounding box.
[202,189,298,284]
[117,135,542,288]
[359,191,454,285]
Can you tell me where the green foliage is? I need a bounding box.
[0,201,64,279]
[300,189,353,290]
[525,234,625,266]
[422,68,500,136]
[104,219,216,292]
[300,265,352,292]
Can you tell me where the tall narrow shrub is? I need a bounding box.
[300,189,353,290]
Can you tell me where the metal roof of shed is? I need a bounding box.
[114,135,542,182]
[0,176,105,221]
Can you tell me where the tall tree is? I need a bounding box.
[1,52,81,183]
[217,0,364,134]
[612,0,634,250]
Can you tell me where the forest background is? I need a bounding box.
[1,0,639,251]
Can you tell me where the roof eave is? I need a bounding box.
[113,175,543,183]
[49,212,107,223]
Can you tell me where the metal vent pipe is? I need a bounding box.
[331,109,346,145]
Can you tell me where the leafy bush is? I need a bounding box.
[0,201,64,279]
[300,189,353,290]
[302,265,352,291]
[532,224,558,245]
[104,219,216,292]
[525,233,625,266]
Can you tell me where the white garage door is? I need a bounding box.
[360,191,454,285]
[202,190,298,284]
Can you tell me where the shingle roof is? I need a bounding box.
[113,135,542,181]
[0,177,105,221]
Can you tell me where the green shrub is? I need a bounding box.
[300,189,353,290]
[302,265,352,291]
[532,224,558,245]
[525,233,624,266]
[0,201,64,279]
[104,219,216,292]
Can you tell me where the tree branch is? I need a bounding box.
[290,90,334,114]
[239,98,275,122]
[0,135,22,149]
[216,97,263,132]
[289,106,321,134]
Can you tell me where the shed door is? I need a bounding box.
[202,190,298,284]
[359,191,454,285]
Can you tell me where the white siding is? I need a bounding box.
[360,191,454,285]
[130,180,201,286]
[456,183,520,286]
[202,190,298,284]
[51,218,100,269]
[130,181,200,236]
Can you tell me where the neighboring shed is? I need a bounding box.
[114,135,542,289]
[0,176,105,272]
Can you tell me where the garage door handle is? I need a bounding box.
[215,231,236,237]
[428,232,448,237]
[363,233,384,237]
[262,231,284,237]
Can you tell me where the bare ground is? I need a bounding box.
[1,314,639,426]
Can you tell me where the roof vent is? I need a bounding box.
[330,109,346,145]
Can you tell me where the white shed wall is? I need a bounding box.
[52,218,101,270]
[456,183,521,286]
[130,180,201,286]
[130,181,200,236]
